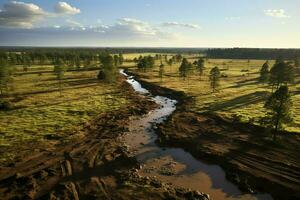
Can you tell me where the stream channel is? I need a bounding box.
[120,69,273,200]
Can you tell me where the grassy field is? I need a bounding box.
[125,55,300,133]
[0,65,129,162]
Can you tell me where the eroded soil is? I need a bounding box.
[127,71,300,200]
[0,79,210,200]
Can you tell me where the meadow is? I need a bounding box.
[0,65,129,162]
[125,54,300,133]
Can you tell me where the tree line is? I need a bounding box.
[206,48,300,60]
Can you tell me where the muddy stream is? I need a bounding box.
[119,70,273,200]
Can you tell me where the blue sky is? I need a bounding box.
[0,0,299,47]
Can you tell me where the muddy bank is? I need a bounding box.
[0,77,212,200]
[126,71,300,200]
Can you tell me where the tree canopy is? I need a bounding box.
[209,66,221,92]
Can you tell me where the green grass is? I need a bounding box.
[0,65,129,162]
[128,56,300,133]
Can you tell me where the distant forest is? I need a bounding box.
[0,47,299,60]
[206,48,300,60]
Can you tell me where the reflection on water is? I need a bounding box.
[120,70,273,200]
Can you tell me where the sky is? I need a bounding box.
[0,0,299,48]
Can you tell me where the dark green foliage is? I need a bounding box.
[209,67,221,92]
[179,58,193,80]
[0,99,12,111]
[118,54,124,65]
[167,58,173,66]
[54,59,66,96]
[175,54,183,63]
[261,86,292,138]
[137,56,155,72]
[23,55,31,72]
[269,61,294,89]
[158,63,165,82]
[99,54,117,83]
[113,55,120,66]
[259,61,270,83]
[97,70,105,80]
[0,58,13,95]
[295,58,299,68]
[195,58,205,79]
[206,48,300,60]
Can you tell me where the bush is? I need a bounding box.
[0,99,13,111]
[97,70,105,80]
[232,114,243,123]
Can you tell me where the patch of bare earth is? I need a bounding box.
[157,111,300,200]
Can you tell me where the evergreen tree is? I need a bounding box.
[113,55,120,66]
[179,58,193,80]
[99,54,117,83]
[209,67,221,92]
[0,59,12,95]
[259,61,270,83]
[294,57,300,74]
[23,56,31,72]
[118,53,124,66]
[54,59,66,96]
[269,61,294,90]
[75,57,81,70]
[158,62,165,83]
[137,56,155,72]
[262,86,292,139]
[195,58,205,80]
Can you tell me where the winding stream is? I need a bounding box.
[120,70,273,200]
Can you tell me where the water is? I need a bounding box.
[120,69,273,200]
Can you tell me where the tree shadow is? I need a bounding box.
[226,78,259,89]
[207,91,270,112]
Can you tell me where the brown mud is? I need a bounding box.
[0,77,210,200]
[127,71,300,200]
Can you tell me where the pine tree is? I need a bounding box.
[179,58,192,80]
[209,67,221,93]
[269,61,294,90]
[259,61,270,83]
[99,55,117,83]
[195,58,205,80]
[262,86,292,139]
[0,58,12,95]
[158,62,165,83]
[54,59,66,96]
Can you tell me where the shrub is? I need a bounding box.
[0,99,13,111]
[97,70,105,80]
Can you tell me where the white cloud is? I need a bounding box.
[162,22,200,29]
[225,16,241,21]
[108,18,157,36]
[0,1,47,28]
[55,2,80,15]
[264,9,290,18]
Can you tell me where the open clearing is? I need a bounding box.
[0,65,129,163]
[125,55,300,133]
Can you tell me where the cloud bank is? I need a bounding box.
[0,1,47,28]
[162,22,200,29]
[0,1,80,28]
[264,9,290,18]
[55,2,80,15]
